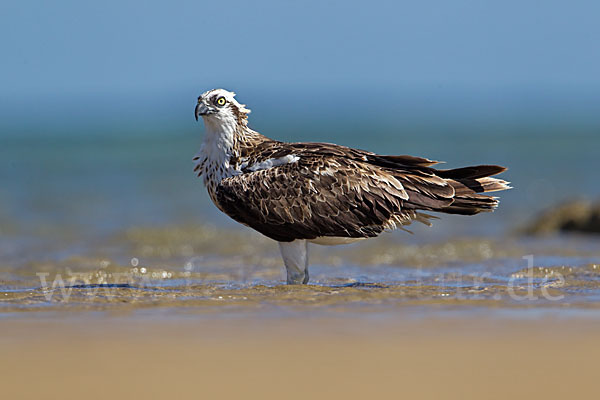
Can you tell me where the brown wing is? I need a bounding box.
[216,155,420,242]
[216,141,510,242]
[281,142,510,215]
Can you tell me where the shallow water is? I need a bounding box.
[2,223,599,317]
[2,128,600,319]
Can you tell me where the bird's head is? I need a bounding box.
[195,89,250,128]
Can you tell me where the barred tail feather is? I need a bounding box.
[441,166,511,215]
[443,194,500,215]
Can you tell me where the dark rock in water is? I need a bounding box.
[524,200,600,235]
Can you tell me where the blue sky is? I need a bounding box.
[1,0,599,131]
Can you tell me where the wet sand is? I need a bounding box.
[2,225,600,399]
[2,315,600,399]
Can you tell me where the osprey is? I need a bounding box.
[193,89,511,284]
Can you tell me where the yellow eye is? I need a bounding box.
[216,97,226,106]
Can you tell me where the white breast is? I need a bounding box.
[195,117,240,204]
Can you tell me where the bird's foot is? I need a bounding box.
[286,269,309,285]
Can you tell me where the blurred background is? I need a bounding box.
[1,0,599,259]
[3,4,600,396]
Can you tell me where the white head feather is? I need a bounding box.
[197,89,250,123]
[194,89,252,188]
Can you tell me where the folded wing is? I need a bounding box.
[216,154,445,242]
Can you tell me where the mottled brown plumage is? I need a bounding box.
[193,88,511,284]
[214,139,509,242]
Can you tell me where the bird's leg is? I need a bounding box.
[278,240,309,284]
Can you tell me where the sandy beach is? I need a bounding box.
[2,314,600,399]
[2,224,600,399]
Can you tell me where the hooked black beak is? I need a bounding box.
[195,103,206,121]
[195,100,216,121]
